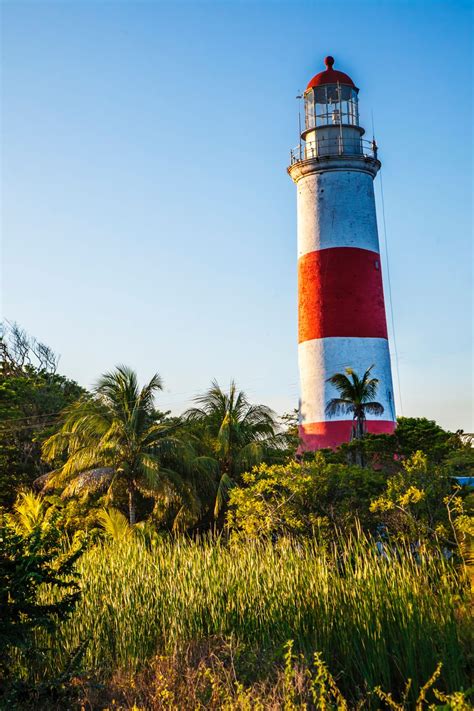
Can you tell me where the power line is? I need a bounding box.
[1,349,397,433]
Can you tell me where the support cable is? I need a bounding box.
[378,168,403,415]
[371,110,403,416]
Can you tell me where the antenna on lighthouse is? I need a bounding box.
[296,92,303,154]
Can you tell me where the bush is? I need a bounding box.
[0,516,83,704]
[226,455,387,539]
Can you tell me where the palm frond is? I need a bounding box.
[8,491,48,534]
[325,398,355,417]
[96,508,131,540]
[140,421,179,446]
[214,473,236,517]
[190,456,221,499]
[138,372,163,407]
[192,456,220,479]
[326,372,354,400]
[363,401,385,416]
[96,365,139,413]
[216,411,232,454]
[326,365,383,422]
[235,441,265,473]
[172,503,200,533]
[182,406,208,423]
[61,467,115,499]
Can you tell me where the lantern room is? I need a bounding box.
[288,55,379,163]
[303,56,359,133]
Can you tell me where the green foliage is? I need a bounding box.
[42,365,196,525]
[443,445,474,478]
[395,417,465,463]
[185,380,277,474]
[5,490,53,535]
[32,535,470,705]
[0,514,82,694]
[96,507,132,541]
[329,417,471,478]
[0,363,84,508]
[184,380,279,516]
[328,431,400,471]
[272,409,300,461]
[369,451,463,544]
[227,454,386,539]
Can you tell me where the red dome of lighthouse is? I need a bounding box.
[306,56,357,90]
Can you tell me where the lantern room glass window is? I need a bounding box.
[304,85,359,129]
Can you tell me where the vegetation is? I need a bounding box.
[326,364,385,441]
[0,322,84,507]
[0,514,83,704]
[12,534,472,709]
[41,365,195,525]
[184,379,279,516]
[1,324,473,708]
[226,455,386,539]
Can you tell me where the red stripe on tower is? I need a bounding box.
[300,420,396,450]
[298,247,388,343]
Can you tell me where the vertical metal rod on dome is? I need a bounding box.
[338,82,343,154]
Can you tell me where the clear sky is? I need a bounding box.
[1,0,472,432]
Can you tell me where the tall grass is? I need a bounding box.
[39,535,469,704]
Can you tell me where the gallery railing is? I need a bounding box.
[290,137,378,165]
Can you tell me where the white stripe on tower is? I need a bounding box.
[297,171,380,257]
[298,337,396,424]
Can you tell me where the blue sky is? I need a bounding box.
[2,0,472,431]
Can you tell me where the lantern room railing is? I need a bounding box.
[289,137,378,165]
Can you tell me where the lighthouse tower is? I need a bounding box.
[288,56,396,450]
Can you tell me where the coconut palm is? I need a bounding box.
[325,365,384,442]
[184,380,277,515]
[42,365,192,524]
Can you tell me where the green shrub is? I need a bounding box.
[226,455,386,539]
[0,516,83,703]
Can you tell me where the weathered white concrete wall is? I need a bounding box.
[297,170,380,257]
[304,125,363,157]
[288,131,396,445]
[298,336,396,425]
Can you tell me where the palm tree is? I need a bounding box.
[325,365,384,443]
[42,365,191,524]
[184,380,277,515]
[6,491,51,535]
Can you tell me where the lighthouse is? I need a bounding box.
[288,56,396,450]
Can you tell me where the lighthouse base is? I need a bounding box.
[299,420,396,451]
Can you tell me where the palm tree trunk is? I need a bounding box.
[354,413,365,467]
[128,486,136,525]
[356,414,365,440]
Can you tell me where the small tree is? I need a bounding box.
[0,323,84,507]
[325,365,384,463]
[0,516,82,697]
